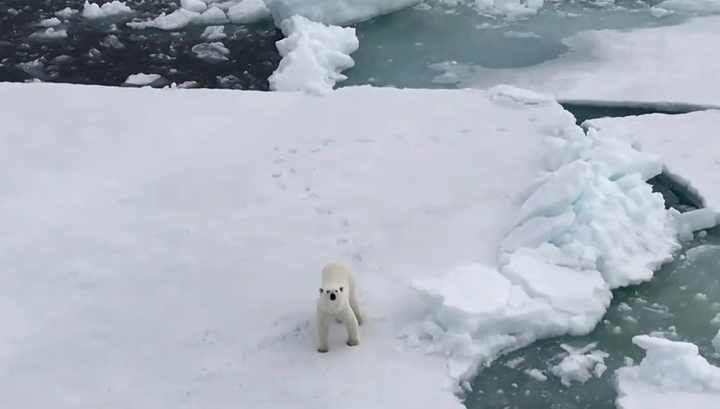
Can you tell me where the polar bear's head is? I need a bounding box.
[317,286,347,314]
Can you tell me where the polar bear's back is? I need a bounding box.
[321,262,355,289]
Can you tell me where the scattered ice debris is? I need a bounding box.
[201,25,227,41]
[82,1,133,19]
[524,368,548,381]
[40,17,61,27]
[549,342,609,386]
[181,0,209,13]
[616,335,720,409]
[472,0,544,19]
[195,6,229,24]
[505,357,525,369]
[503,30,540,38]
[650,6,673,17]
[123,73,164,87]
[269,15,358,95]
[712,313,720,325]
[100,34,125,49]
[697,293,709,301]
[228,0,271,24]
[17,59,46,78]
[191,42,231,62]
[617,303,633,312]
[29,28,68,40]
[88,48,102,59]
[56,7,78,18]
[177,80,200,88]
[713,330,720,355]
[144,9,200,30]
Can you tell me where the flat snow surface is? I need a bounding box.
[615,335,720,409]
[448,16,720,106]
[586,110,720,217]
[0,83,582,409]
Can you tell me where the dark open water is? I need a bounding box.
[0,0,281,89]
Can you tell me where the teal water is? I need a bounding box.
[464,228,720,409]
[342,2,689,89]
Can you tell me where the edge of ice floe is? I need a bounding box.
[398,85,685,390]
[584,112,720,231]
[562,99,720,114]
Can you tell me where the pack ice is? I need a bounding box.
[399,85,680,384]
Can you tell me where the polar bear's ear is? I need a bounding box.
[339,287,344,292]
[319,288,324,293]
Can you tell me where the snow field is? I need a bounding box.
[586,110,720,227]
[0,82,587,409]
[615,335,720,409]
[269,16,359,94]
[398,85,679,386]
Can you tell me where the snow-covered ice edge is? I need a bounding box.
[397,85,682,389]
[585,110,720,240]
[615,335,720,409]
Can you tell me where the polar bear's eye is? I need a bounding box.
[319,288,324,293]
[339,287,344,292]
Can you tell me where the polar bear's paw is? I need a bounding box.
[346,339,359,347]
[317,347,329,353]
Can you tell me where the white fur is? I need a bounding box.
[316,262,363,353]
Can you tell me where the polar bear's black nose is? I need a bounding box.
[330,293,336,301]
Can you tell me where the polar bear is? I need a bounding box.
[316,262,364,353]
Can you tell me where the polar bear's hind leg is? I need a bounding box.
[343,312,360,347]
[349,292,363,326]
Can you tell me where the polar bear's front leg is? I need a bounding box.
[342,309,360,347]
[316,309,331,353]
